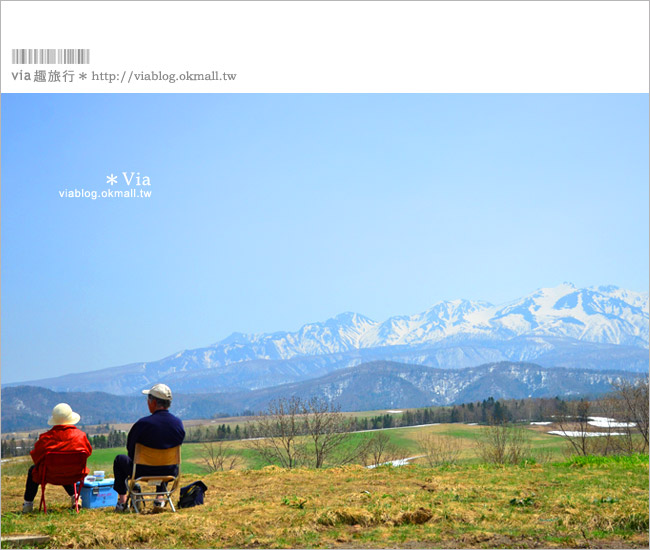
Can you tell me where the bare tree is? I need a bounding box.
[300,397,352,468]
[610,377,649,452]
[199,440,240,472]
[598,392,635,455]
[360,432,407,467]
[416,433,461,466]
[555,399,596,456]
[247,396,374,469]
[475,422,531,465]
[246,397,305,468]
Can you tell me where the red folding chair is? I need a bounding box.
[38,451,89,513]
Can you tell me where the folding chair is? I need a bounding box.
[38,450,89,513]
[126,444,181,513]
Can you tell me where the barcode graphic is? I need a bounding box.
[11,49,90,64]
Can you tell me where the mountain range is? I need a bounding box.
[5,283,648,396]
[2,361,643,432]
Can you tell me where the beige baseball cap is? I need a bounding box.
[142,383,172,401]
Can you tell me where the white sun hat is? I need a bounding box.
[48,403,81,426]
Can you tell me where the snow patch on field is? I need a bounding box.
[588,416,636,428]
[548,430,626,437]
[367,455,425,468]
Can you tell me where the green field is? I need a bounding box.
[81,423,568,473]
[2,424,647,548]
[0,423,600,477]
[1,454,647,549]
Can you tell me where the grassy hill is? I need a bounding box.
[1,456,647,548]
[1,425,647,548]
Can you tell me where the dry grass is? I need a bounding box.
[1,456,648,549]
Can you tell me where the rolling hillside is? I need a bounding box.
[2,361,642,432]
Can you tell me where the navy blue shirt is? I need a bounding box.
[126,409,185,460]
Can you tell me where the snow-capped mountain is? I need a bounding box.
[487,284,648,346]
[7,284,648,395]
[216,312,378,360]
[211,283,648,359]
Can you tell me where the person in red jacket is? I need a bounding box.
[22,403,92,513]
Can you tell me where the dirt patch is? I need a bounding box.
[318,507,376,527]
[396,507,433,525]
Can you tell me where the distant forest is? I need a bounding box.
[2,395,583,458]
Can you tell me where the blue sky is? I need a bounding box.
[1,94,648,383]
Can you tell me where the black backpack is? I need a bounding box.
[177,481,208,509]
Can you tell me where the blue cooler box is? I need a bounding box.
[80,478,118,509]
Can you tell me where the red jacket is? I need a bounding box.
[30,425,93,482]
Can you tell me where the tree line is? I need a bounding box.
[349,395,571,430]
[1,434,37,458]
[210,378,649,469]
[1,429,129,457]
[88,430,127,449]
[186,394,578,442]
[3,378,647,462]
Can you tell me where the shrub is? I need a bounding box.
[475,422,531,465]
[416,433,461,466]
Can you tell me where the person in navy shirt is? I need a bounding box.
[113,383,185,512]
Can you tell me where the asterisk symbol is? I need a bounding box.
[106,174,118,185]
[79,72,87,80]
